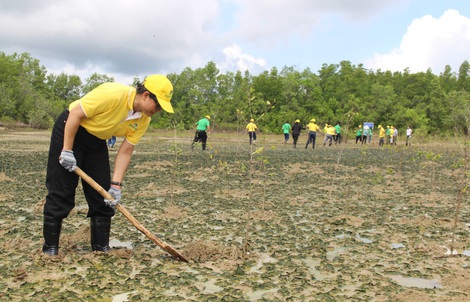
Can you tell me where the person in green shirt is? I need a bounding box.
[334,122,341,144]
[192,115,211,150]
[385,126,391,145]
[355,125,363,144]
[362,125,370,145]
[281,121,291,143]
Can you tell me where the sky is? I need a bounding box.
[0,0,469,84]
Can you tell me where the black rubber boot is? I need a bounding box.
[42,216,62,256]
[90,217,111,252]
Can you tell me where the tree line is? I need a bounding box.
[1,51,469,135]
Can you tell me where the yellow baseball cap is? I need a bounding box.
[143,75,174,113]
[205,115,210,119]
[295,119,300,123]
[250,119,254,122]
[310,118,316,122]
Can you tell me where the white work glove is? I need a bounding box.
[104,186,121,208]
[59,150,77,172]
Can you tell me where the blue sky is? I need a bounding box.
[227,0,470,74]
[0,0,469,84]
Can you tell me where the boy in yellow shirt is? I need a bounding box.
[378,125,386,147]
[246,119,259,144]
[323,124,336,146]
[305,118,321,149]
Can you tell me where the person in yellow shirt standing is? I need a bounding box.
[322,124,329,146]
[246,119,259,145]
[323,124,336,146]
[378,125,386,147]
[42,74,174,256]
[305,118,321,149]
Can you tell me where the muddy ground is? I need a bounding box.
[0,129,469,301]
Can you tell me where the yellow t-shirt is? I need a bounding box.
[389,128,395,137]
[327,126,336,135]
[246,122,258,132]
[306,123,320,132]
[379,127,385,138]
[69,83,151,145]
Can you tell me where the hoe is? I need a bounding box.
[75,167,188,262]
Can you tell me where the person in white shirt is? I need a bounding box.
[406,126,413,146]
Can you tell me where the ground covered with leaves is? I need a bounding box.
[0,129,469,301]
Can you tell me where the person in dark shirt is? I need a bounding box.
[291,119,303,148]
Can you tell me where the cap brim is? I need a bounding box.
[157,99,174,113]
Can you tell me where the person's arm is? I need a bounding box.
[112,139,135,184]
[207,125,211,134]
[63,105,87,150]
[103,137,136,208]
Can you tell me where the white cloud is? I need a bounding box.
[366,9,470,73]
[228,0,403,47]
[5,0,463,81]
[0,0,220,77]
[219,44,266,73]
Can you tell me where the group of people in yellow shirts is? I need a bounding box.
[304,119,342,149]
[378,125,400,147]
[244,119,410,149]
[245,118,343,149]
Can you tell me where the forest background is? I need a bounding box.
[1,51,470,136]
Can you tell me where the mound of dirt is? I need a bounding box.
[183,240,252,263]
[60,224,90,253]
[108,249,133,259]
[0,172,13,181]
[160,205,188,219]
[242,210,277,221]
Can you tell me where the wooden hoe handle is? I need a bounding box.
[74,167,188,262]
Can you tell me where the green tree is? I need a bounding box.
[439,65,458,93]
[0,83,15,121]
[46,73,82,103]
[444,90,470,135]
[81,73,114,94]
[457,60,470,92]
